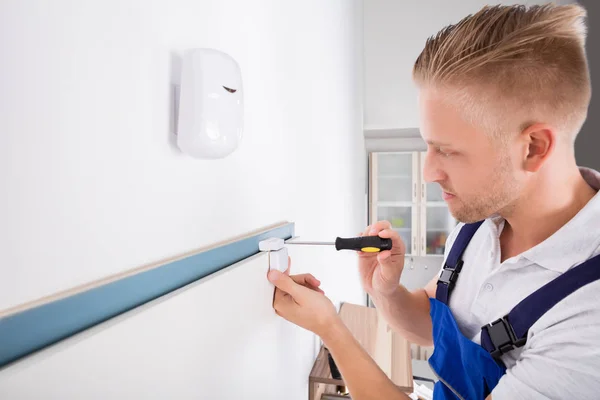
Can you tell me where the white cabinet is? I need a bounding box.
[369,151,457,256]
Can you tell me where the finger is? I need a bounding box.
[368,220,393,235]
[284,273,324,295]
[268,270,305,298]
[306,274,325,294]
[290,273,320,286]
[377,228,405,253]
[272,287,296,314]
[302,283,324,294]
[306,274,321,287]
[303,275,324,294]
[290,274,323,294]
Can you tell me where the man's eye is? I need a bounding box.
[436,147,452,156]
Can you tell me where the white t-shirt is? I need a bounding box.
[439,167,600,400]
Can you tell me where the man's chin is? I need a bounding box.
[452,211,492,224]
[448,205,483,225]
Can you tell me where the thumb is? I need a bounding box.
[268,270,302,297]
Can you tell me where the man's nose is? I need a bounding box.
[422,150,444,183]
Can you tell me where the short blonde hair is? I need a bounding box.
[413,3,591,144]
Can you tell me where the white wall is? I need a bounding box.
[0,248,363,399]
[363,0,566,130]
[0,254,308,399]
[0,0,366,312]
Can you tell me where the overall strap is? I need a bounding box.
[481,253,600,359]
[436,221,485,305]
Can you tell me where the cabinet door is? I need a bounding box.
[419,152,457,255]
[376,205,419,255]
[370,152,419,255]
[419,204,456,255]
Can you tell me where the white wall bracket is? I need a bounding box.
[258,238,288,272]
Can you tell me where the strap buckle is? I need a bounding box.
[438,260,464,286]
[482,316,526,359]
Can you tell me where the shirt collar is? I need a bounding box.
[489,167,600,273]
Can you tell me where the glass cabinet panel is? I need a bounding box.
[370,151,459,256]
[423,205,457,255]
[376,152,414,203]
[377,206,414,254]
[426,181,444,202]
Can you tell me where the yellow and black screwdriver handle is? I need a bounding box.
[334,236,393,253]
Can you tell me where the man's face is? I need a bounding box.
[418,88,523,223]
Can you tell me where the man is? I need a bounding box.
[267,3,600,399]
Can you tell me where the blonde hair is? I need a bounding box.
[413,3,591,144]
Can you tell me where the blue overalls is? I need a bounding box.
[429,221,600,400]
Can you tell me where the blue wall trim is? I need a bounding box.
[0,223,294,368]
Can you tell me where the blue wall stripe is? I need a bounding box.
[0,223,294,368]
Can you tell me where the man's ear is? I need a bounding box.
[519,122,556,172]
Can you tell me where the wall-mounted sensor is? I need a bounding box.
[176,48,243,159]
[258,238,288,273]
[267,247,288,273]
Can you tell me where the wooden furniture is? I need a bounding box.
[308,302,413,399]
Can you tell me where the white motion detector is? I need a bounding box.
[176,48,243,159]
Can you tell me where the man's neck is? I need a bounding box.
[499,166,597,263]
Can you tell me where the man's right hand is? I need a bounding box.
[357,220,434,347]
[358,221,407,297]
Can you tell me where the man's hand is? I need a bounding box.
[358,220,406,297]
[268,260,340,338]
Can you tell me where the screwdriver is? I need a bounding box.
[284,236,393,253]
